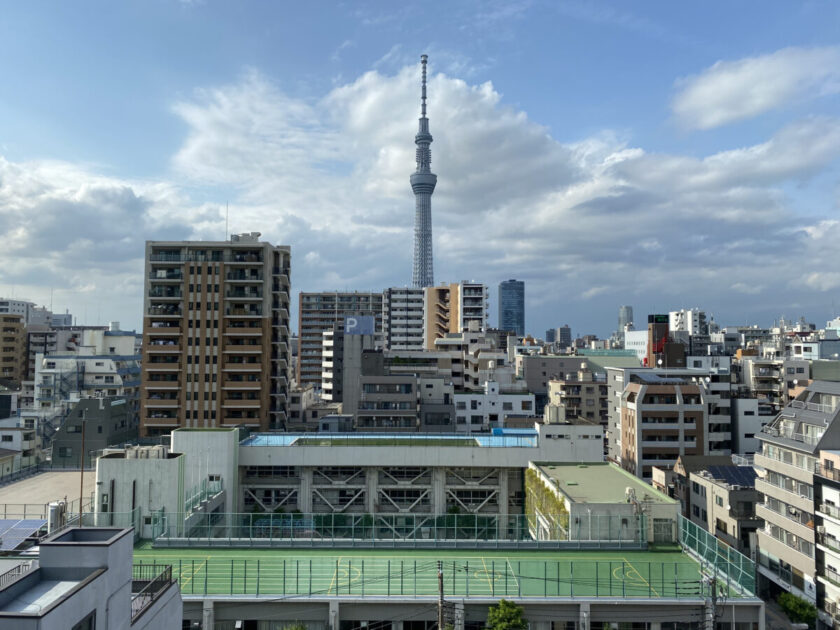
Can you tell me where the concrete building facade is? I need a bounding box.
[382,287,425,351]
[141,234,291,435]
[755,381,840,604]
[298,291,382,389]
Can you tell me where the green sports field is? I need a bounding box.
[133,545,732,599]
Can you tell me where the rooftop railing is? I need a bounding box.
[131,564,174,623]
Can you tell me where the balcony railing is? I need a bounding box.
[817,465,840,482]
[131,564,175,622]
[760,425,822,446]
[819,503,840,520]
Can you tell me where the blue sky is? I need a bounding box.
[1,0,839,337]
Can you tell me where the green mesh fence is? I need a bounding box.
[679,515,755,595]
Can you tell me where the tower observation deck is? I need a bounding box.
[410,54,437,289]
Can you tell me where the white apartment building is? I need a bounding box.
[755,381,840,604]
[669,308,708,336]
[453,380,535,432]
[0,299,36,323]
[382,287,425,350]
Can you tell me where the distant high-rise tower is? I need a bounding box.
[498,279,525,337]
[618,305,634,332]
[410,54,437,288]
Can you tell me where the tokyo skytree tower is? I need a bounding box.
[410,54,437,289]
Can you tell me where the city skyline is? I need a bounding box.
[0,2,839,336]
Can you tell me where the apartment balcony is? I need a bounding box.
[226,271,264,282]
[223,345,262,354]
[145,379,180,389]
[225,307,263,317]
[225,289,263,300]
[224,326,262,336]
[222,362,262,372]
[755,478,813,513]
[760,424,822,447]
[756,504,814,541]
[818,502,840,522]
[222,378,261,389]
[222,398,261,408]
[149,253,185,263]
[148,288,183,299]
[144,412,179,422]
[147,305,182,317]
[145,364,181,373]
[145,397,180,409]
[148,270,183,281]
[227,252,264,264]
[817,532,840,557]
[146,341,180,353]
[147,322,181,334]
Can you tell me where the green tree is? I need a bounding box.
[777,592,817,627]
[486,598,527,630]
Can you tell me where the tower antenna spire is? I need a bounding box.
[420,54,428,118]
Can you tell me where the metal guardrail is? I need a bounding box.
[0,562,34,590]
[131,564,174,622]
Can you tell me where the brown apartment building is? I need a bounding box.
[140,234,291,436]
[0,314,26,386]
[620,373,707,480]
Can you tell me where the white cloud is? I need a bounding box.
[672,46,840,130]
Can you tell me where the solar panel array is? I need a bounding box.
[0,519,47,551]
[707,465,757,488]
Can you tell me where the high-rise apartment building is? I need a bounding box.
[557,325,572,349]
[498,279,525,337]
[423,282,488,349]
[297,291,383,389]
[755,381,840,605]
[0,314,26,386]
[618,305,633,332]
[669,308,708,336]
[140,234,291,435]
[382,287,425,350]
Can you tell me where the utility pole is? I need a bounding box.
[438,560,444,630]
[79,419,87,518]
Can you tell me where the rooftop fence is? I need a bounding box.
[150,512,654,548]
[679,516,755,596]
[134,555,747,600]
[240,432,539,448]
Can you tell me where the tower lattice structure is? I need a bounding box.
[410,54,437,289]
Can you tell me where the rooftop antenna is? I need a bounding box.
[420,53,428,118]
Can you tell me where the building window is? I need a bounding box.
[72,611,96,630]
[715,496,723,507]
[58,447,73,458]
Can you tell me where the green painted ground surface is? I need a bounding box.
[133,545,724,599]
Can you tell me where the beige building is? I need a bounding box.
[688,465,762,555]
[619,374,707,481]
[545,363,609,427]
[423,281,487,349]
[0,314,26,386]
[140,234,291,435]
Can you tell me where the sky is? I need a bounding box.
[1,0,839,338]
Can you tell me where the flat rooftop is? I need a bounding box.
[0,472,95,509]
[241,431,538,448]
[133,545,744,599]
[534,463,676,505]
